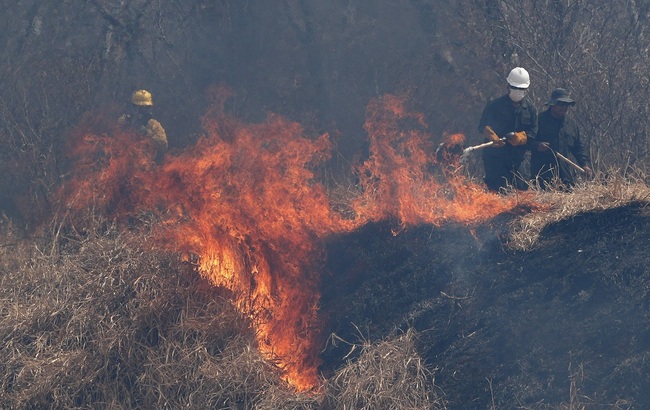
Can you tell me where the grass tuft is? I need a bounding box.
[507,170,650,251]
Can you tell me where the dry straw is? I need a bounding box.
[508,170,650,251]
[0,212,444,409]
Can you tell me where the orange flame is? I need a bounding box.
[59,88,533,391]
[354,94,523,226]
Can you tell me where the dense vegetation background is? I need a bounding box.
[1,0,649,223]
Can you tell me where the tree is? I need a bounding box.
[454,0,650,175]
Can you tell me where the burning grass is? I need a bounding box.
[2,173,648,408]
[0,214,445,408]
[9,89,647,406]
[54,91,531,391]
[507,171,650,251]
[0,216,288,408]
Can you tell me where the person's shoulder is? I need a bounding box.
[145,117,163,127]
[146,118,166,132]
[562,114,579,128]
[522,97,537,111]
[485,94,509,107]
[563,112,577,122]
[117,113,130,125]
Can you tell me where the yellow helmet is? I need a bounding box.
[132,89,153,106]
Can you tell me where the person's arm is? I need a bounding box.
[524,102,538,148]
[146,119,168,153]
[477,100,494,137]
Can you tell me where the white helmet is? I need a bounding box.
[506,67,530,89]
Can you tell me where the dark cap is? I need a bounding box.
[546,88,575,106]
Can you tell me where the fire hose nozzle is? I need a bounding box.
[462,131,527,154]
[462,138,505,154]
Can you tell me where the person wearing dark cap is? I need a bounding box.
[531,88,592,189]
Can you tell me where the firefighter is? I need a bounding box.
[478,67,538,192]
[531,88,592,189]
[118,89,168,163]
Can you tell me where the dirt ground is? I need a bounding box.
[321,202,650,408]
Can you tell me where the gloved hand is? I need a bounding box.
[482,126,505,147]
[582,165,593,179]
[537,142,550,152]
[508,131,527,146]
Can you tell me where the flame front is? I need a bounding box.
[355,94,523,225]
[60,89,532,390]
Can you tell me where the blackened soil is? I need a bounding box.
[320,202,650,409]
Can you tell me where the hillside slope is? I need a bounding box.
[2,194,648,408]
[322,202,650,408]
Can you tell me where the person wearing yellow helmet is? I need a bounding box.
[131,89,154,107]
[118,89,168,162]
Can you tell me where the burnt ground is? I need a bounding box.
[321,202,650,409]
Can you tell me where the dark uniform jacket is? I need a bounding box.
[531,109,590,187]
[478,94,538,191]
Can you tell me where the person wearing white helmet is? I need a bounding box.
[477,67,538,192]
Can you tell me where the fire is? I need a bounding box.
[59,88,533,391]
[354,94,523,225]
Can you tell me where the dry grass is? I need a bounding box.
[0,213,445,409]
[320,329,446,410]
[325,178,365,220]
[8,170,643,408]
[0,215,295,409]
[2,171,645,408]
[507,171,650,251]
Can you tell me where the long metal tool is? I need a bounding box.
[554,151,586,173]
[462,132,523,154]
